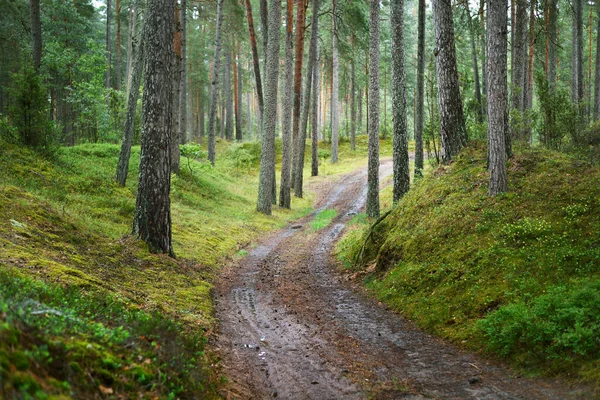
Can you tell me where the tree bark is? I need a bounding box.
[487,0,508,195]
[480,0,487,96]
[312,48,320,176]
[594,0,600,119]
[126,0,139,96]
[224,41,234,141]
[133,0,175,257]
[367,0,380,218]
[294,0,320,198]
[350,57,356,151]
[257,0,281,215]
[391,0,409,203]
[279,0,295,208]
[208,0,225,165]
[433,0,467,163]
[30,0,42,71]
[116,0,122,91]
[415,0,425,178]
[235,40,243,141]
[548,0,557,91]
[244,0,264,117]
[465,1,483,123]
[106,0,112,88]
[330,0,339,163]
[574,0,584,114]
[116,13,145,187]
[179,0,187,144]
[171,4,182,174]
[511,0,527,144]
[291,0,307,189]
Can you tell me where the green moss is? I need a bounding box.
[338,141,600,384]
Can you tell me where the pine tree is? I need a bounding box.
[414,0,425,178]
[208,0,225,166]
[367,0,380,218]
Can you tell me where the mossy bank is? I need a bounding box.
[337,141,600,389]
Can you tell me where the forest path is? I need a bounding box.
[212,160,587,400]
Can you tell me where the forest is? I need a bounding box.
[0,0,599,398]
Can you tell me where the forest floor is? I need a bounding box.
[212,159,592,399]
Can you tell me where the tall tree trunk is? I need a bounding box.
[291,0,307,189]
[199,89,205,141]
[367,0,380,218]
[257,0,282,215]
[433,0,468,163]
[235,40,243,141]
[279,0,295,208]
[244,0,264,117]
[575,0,584,115]
[526,0,535,112]
[350,57,356,151]
[260,0,269,65]
[415,0,425,178]
[171,4,182,174]
[312,48,320,176]
[30,0,42,71]
[358,82,362,135]
[224,41,234,141]
[179,0,187,144]
[488,0,508,195]
[294,0,320,197]
[511,0,527,144]
[330,0,339,163]
[116,13,145,186]
[480,0,487,96]
[126,0,139,96]
[116,0,122,91]
[391,0,409,202]
[133,0,175,257]
[594,0,600,119]
[466,1,483,123]
[106,0,112,88]
[208,0,225,165]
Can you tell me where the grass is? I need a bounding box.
[0,133,380,398]
[335,140,600,388]
[311,209,338,230]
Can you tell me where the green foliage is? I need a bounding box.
[222,141,262,169]
[478,279,600,372]
[336,141,600,383]
[311,209,337,231]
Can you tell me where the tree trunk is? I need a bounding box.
[391,0,409,203]
[279,0,295,208]
[414,0,425,178]
[116,13,145,187]
[30,0,42,71]
[350,57,356,151]
[106,0,112,88]
[244,0,264,119]
[526,0,535,112]
[235,40,243,141]
[294,0,320,198]
[330,0,339,163]
[511,0,527,144]
[312,48,320,176]
[224,41,234,141]
[260,0,269,66]
[487,0,508,195]
[126,0,139,96]
[574,0,584,114]
[433,0,467,163]
[199,89,205,141]
[465,1,483,123]
[367,0,380,218]
[548,0,557,90]
[291,0,307,189]
[594,0,600,119]
[257,0,281,215]
[208,0,225,165]
[179,0,187,144]
[480,0,487,96]
[116,0,122,91]
[133,0,175,257]
[171,4,182,174]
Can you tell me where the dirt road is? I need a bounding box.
[212,160,588,399]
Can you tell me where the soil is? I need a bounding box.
[212,160,591,399]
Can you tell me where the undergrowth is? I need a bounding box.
[336,141,600,386]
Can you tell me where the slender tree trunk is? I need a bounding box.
[257,0,281,215]
[312,48,320,176]
[511,0,527,144]
[330,0,339,163]
[526,0,535,112]
[488,0,508,195]
[575,0,584,115]
[358,82,362,135]
[291,0,307,189]
[415,0,425,178]
[480,0,487,96]
[133,0,175,257]
[208,0,225,165]
[171,4,182,174]
[350,58,356,151]
[179,0,187,144]
[30,0,42,71]
[126,0,139,96]
[594,0,600,119]
[235,40,243,141]
[244,0,264,118]
[106,0,112,88]
[116,0,122,91]
[294,0,320,198]
[260,0,269,66]
[116,14,145,186]
[367,0,380,218]
[224,41,234,141]
[466,1,483,123]
[391,0,409,203]
[279,0,295,208]
[199,89,205,141]
[433,0,468,163]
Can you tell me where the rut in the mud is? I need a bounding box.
[212,161,589,400]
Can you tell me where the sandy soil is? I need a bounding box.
[212,160,590,399]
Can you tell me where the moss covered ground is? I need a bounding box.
[336,141,600,389]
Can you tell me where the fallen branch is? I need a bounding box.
[353,209,393,269]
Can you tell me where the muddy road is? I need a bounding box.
[212,161,588,399]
